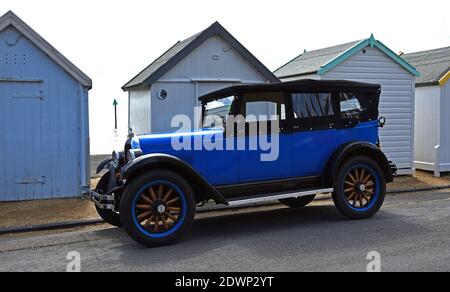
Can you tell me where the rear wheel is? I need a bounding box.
[332,156,386,220]
[94,172,122,227]
[120,170,196,247]
[279,195,315,208]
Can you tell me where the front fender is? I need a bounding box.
[96,158,113,174]
[93,160,123,197]
[121,154,228,205]
[323,142,394,187]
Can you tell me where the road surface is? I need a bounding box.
[0,190,449,272]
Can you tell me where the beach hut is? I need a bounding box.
[403,47,450,176]
[275,35,420,175]
[0,11,92,201]
[123,22,279,134]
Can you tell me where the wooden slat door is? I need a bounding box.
[0,81,45,201]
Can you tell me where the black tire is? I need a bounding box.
[95,172,122,227]
[279,195,316,208]
[120,170,196,247]
[332,156,386,220]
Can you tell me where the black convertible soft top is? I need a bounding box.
[199,79,381,104]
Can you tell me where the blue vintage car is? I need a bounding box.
[90,80,396,247]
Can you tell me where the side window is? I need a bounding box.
[291,93,334,119]
[340,93,362,118]
[242,92,286,122]
[203,96,235,128]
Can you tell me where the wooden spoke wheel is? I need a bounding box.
[343,166,376,210]
[332,156,386,220]
[120,170,195,247]
[134,183,184,234]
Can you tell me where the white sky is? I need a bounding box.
[1,0,449,153]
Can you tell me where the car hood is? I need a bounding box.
[132,128,224,154]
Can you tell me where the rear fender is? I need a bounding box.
[323,142,394,187]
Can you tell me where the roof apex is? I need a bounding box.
[276,35,420,79]
[318,35,420,76]
[0,10,92,89]
[122,21,279,91]
[369,33,376,48]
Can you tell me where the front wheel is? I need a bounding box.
[332,156,386,220]
[120,170,196,247]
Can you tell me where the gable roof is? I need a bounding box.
[275,34,420,79]
[122,22,279,91]
[0,11,92,89]
[402,46,450,87]
[274,41,360,78]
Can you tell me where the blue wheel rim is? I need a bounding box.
[132,180,187,238]
[342,164,380,212]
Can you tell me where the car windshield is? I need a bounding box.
[203,96,235,128]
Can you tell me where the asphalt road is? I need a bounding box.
[0,190,449,272]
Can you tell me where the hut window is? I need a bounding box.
[158,89,168,100]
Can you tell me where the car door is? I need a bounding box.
[290,92,339,177]
[196,95,239,186]
[236,91,293,183]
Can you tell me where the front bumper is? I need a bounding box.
[84,160,123,211]
[84,190,116,210]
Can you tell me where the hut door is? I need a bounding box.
[0,81,45,201]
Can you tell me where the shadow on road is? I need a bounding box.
[191,205,342,238]
[111,204,421,271]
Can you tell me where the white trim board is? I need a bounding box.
[397,168,415,176]
[415,161,450,172]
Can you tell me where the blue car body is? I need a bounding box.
[97,79,395,206]
[132,120,379,186]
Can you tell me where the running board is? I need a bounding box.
[227,188,334,207]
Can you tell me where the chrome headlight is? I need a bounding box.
[127,149,143,162]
